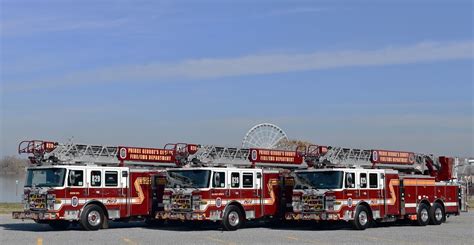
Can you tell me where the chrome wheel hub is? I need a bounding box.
[435,208,443,221]
[228,211,239,226]
[358,211,368,226]
[87,210,101,226]
[420,209,429,222]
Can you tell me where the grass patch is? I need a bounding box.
[0,203,23,214]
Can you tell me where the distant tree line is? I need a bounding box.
[278,139,313,150]
[0,156,29,176]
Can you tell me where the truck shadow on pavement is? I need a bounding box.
[0,221,147,232]
[1,219,428,232]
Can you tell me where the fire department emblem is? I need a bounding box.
[251,150,258,161]
[119,147,127,160]
[71,196,79,207]
[372,151,378,162]
[216,197,222,208]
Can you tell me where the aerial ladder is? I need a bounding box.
[18,140,197,167]
[303,144,454,182]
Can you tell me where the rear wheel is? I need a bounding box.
[80,204,105,231]
[415,203,430,226]
[352,205,371,230]
[429,202,445,225]
[222,205,243,231]
[48,220,70,230]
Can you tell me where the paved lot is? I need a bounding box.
[1,213,472,245]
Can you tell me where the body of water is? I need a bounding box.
[0,176,25,203]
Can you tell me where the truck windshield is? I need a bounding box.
[25,168,66,187]
[166,170,211,188]
[294,171,343,189]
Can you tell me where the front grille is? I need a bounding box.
[171,194,192,211]
[28,193,47,210]
[302,194,323,212]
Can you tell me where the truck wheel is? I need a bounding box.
[429,202,445,225]
[352,205,371,230]
[48,221,70,230]
[80,204,105,231]
[222,205,243,231]
[416,203,430,226]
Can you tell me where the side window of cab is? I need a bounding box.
[345,172,355,189]
[68,170,84,187]
[91,170,102,187]
[212,172,226,188]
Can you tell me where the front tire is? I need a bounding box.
[429,202,445,225]
[222,205,243,231]
[352,205,371,230]
[80,204,105,231]
[416,203,430,226]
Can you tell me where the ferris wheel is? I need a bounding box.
[242,123,288,149]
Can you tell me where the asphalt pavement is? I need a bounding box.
[1,212,473,245]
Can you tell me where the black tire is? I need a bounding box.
[80,204,105,231]
[48,220,70,230]
[222,205,244,231]
[352,205,371,230]
[429,202,445,225]
[415,203,430,226]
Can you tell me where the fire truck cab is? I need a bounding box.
[13,165,161,230]
[156,167,293,230]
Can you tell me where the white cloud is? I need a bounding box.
[5,40,474,92]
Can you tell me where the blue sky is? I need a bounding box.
[1,0,473,157]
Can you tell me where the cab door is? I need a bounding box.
[367,172,382,218]
[358,171,369,201]
[229,171,242,200]
[211,171,228,215]
[66,168,85,208]
[240,171,260,219]
[343,171,357,208]
[102,170,121,219]
[87,169,103,202]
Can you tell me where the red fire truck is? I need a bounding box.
[12,140,195,230]
[155,146,301,230]
[285,145,461,230]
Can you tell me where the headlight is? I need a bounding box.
[293,202,302,212]
[192,195,201,210]
[292,195,301,202]
[47,194,56,200]
[325,195,335,211]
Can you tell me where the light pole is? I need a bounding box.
[16,180,19,197]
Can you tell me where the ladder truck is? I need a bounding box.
[285,145,461,230]
[154,146,302,231]
[12,140,196,230]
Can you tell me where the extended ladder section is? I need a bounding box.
[18,140,196,167]
[303,144,454,181]
[190,145,305,168]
